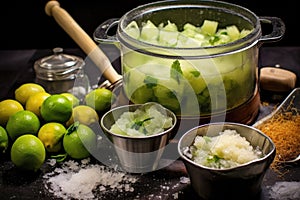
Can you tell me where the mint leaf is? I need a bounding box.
[51,153,68,163]
[131,117,154,134]
[209,35,220,45]
[144,75,157,88]
[190,70,200,77]
[207,155,221,164]
[171,60,183,84]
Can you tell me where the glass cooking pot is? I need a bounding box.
[94,0,285,118]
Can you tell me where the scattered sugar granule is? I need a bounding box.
[43,159,138,200]
[267,181,300,200]
[179,176,190,184]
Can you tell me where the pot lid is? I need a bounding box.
[36,47,83,70]
[34,47,84,80]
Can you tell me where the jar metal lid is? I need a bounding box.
[34,47,85,81]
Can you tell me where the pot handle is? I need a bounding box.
[93,18,120,44]
[258,16,285,43]
[94,17,286,45]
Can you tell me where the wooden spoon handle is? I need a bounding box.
[45,1,122,84]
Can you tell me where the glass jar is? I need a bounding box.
[34,47,85,94]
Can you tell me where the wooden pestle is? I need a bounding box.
[45,0,122,85]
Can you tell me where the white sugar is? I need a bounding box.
[43,158,138,199]
[268,181,300,200]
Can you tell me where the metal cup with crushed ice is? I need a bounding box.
[100,102,177,173]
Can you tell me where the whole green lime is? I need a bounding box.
[6,110,40,141]
[38,122,66,153]
[60,92,80,107]
[0,125,9,153]
[85,88,115,113]
[15,83,45,105]
[63,122,97,159]
[11,134,46,172]
[40,94,73,123]
[0,99,24,126]
[66,105,99,127]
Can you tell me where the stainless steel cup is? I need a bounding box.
[178,122,276,200]
[100,102,177,173]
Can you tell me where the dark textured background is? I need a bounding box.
[0,0,296,49]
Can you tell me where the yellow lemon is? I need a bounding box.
[25,92,51,118]
[66,105,99,127]
[15,83,46,105]
[38,122,66,153]
[63,122,97,160]
[0,125,9,153]
[60,92,80,107]
[40,94,73,123]
[6,110,40,141]
[0,99,24,126]
[85,88,116,113]
[11,134,46,172]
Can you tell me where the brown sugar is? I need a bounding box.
[257,110,300,164]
